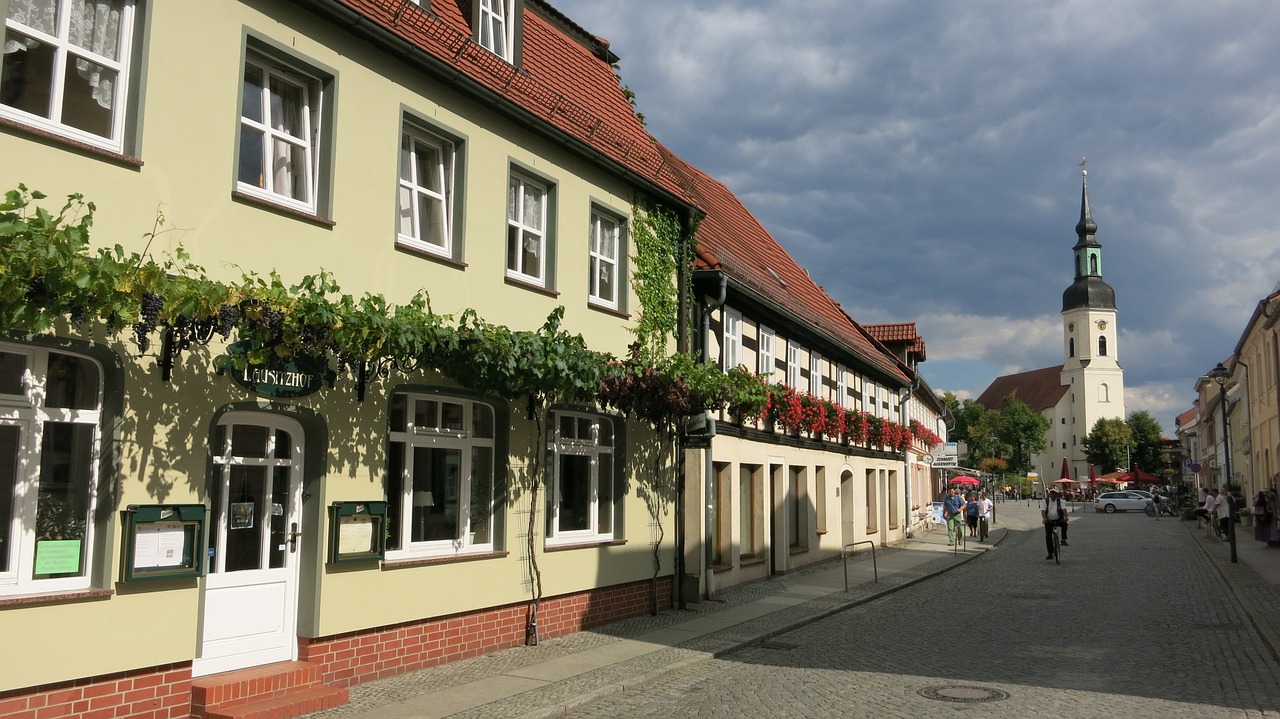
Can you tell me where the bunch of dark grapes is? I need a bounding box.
[260,305,284,341]
[215,304,239,339]
[132,322,151,353]
[131,291,164,353]
[69,305,88,328]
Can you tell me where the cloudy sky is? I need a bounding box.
[551,0,1280,434]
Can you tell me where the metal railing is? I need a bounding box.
[841,540,878,591]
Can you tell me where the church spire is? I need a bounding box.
[1075,158,1098,242]
[1062,158,1116,311]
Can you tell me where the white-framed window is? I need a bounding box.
[786,341,801,388]
[1,0,137,152]
[588,209,620,309]
[237,49,323,214]
[547,411,615,544]
[398,124,455,256]
[0,344,103,595]
[722,309,742,371]
[865,378,877,416]
[386,393,497,558]
[758,326,775,380]
[507,172,547,285]
[836,364,847,409]
[809,351,822,396]
[477,0,514,61]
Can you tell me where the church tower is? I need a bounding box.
[1060,162,1126,459]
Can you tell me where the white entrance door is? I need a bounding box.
[195,414,303,677]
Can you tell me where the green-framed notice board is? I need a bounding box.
[328,501,387,564]
[122,504,205,582]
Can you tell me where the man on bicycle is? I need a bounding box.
[1042,488,1070,559]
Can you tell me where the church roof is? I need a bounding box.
[975,365,1067,413]
[1062,276,1117,312]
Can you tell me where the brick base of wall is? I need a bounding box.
[0,576,671,718]
[0,663,191,719]
[299,576,673,687]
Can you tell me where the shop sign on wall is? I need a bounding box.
[215,341,336,399]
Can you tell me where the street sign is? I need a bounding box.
[933,454,958,468]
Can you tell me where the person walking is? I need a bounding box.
[977,491,994,541]
[943,487,966,546]
[1041,488,1070,559]
[965,492,980,537]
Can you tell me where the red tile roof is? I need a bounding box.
[865,323,926,363]
[1175,407,1198,428]
[975,365,1068,412]
[658,144,908,383]
[865,323,916,343]
[335,0,695,205]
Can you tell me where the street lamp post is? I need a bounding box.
[1208,362,1238,564]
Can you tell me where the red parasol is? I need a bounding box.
[949,475,980,486]
[1119,464,1160,483]
[1060,457,1071,480]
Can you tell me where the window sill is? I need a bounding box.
[587,301,630,320]
[710,563,732,572]
[504,275,559,298]
[232,190,336,228]
[395,241,468,269]
[0,116,143,169]
[788,545,809,555]
[738,556,766,568]
[545,538,626,552]
[0,587,113,608]
[381,550,509,569]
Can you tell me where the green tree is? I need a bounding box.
[995,395,1049,476]
[1127,410,1164,473]
[1083,417,1132,472]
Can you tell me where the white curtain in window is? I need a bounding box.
[4,0,122,109]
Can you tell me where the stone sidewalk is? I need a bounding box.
[309,500,1279,719]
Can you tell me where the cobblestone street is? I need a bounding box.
[554,510,1280,718]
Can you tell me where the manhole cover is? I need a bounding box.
[758,640,800,650]
[917,685,1011,703]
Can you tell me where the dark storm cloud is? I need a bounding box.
[551,0,1280,428]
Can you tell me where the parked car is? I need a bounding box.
[1095,491,1149,513]
[1127,489,1154,499]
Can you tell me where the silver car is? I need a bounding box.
[1094,491,1149,513]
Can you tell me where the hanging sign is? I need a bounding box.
[215,341,335,399]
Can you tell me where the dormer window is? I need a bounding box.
[476,0,521,63]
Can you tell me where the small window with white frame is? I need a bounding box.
[507,171,548,285]
[385,392,498,558]
[809,351,822,396]
[588,209,622,309]
[836,364,847,409]
[476,0,516,62]
[237,48,325,215]
[546,411,616,545]
[398,122,456,257]
[722,309,742,371]
[0,343,103,596]
[758,326,775,380]
[1,0,138,153]
[786,341,802,388]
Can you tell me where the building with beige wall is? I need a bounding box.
[0,1,699,716]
